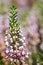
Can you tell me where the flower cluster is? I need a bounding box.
[4,31,30,63]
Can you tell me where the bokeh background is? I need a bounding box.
[0,0,43,65]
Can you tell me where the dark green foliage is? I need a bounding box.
[32,54,37,65]
[0,55,4,65]
[8,62,14,65]
[31,50,43,65]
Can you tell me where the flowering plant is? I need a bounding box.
[4,4,30,64]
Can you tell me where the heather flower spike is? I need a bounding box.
[5,4,29,64]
